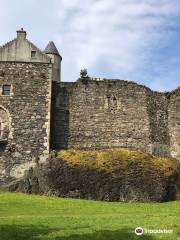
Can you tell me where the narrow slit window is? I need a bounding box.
[31,50,37,58]
[2,84,11,96]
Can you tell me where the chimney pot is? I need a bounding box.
[16,28,27,40]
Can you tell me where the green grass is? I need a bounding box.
[0,192,179,240]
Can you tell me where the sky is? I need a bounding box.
[0,0,180,91]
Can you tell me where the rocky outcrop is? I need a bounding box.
[5,149,180,202]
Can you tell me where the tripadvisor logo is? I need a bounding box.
[135,227,173,235]
[135,227,144,236]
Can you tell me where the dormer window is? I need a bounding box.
[31,50,37,59]
[2,84,11,96]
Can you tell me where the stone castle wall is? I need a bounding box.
[0,62,52,183]
[147,92,170,156]
[168,89,180,160]
[52,78,180,159]
[0,69,179,186]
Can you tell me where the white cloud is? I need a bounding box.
[0,0,180,90]
[54,0,180,88]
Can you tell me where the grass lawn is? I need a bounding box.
[0,192,179,240]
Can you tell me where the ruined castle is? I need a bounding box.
[0,29,179,183]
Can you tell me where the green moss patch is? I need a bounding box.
[58,148,179,178]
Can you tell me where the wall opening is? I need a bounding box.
[107,95,118,112]
[2,84,11,96]
[31,51,37,59]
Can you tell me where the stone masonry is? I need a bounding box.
[0,30,179,185]
[52,78,180,160]
[0,62,52,183]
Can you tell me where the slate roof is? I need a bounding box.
[44,41,61,58]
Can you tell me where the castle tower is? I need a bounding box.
[44,41,62,82]
[0,29,54,182]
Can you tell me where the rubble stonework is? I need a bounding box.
[52,79,180,160]
[0,30,179,185]
[0,62,52,183]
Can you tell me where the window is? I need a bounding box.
[31,50,37,58]
[2,84,11,96]
[106,95,118,112]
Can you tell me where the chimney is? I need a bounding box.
[16,28,27,40]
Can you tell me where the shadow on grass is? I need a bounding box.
[55,229,157,240]
[0,224,52,240]
[0,225,159,240]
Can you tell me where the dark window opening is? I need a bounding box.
[2,84,11,96]
[107,95,118,112]
[31,50,37,58]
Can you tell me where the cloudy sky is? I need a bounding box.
[0,0,180,91]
